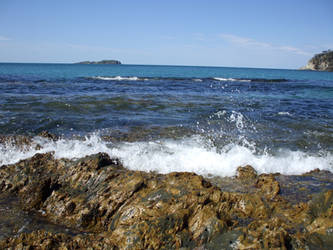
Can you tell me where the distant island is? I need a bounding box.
[76,60,121,65]
[300,50,333,72]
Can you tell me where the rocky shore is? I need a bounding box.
[0,136,332,249]
[300,50,333,72]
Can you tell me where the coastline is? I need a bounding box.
[0,134,332,249]
[1,0,332,247]
[0,63,332,248]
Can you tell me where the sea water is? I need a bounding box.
[0,63,332,176]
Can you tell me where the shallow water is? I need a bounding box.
[0,63,332,176]
[0,193,83,241]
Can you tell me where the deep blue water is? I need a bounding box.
[0,63,332,175]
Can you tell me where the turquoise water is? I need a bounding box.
[1,63,333,81]
[0,63,332,176]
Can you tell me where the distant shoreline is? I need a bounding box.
[0,62,302,70]
[2,62,333,72]
[300,50,333,72]
[75,60,121,65]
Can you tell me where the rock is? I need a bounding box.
[300,50,333,72]
[0,230,117,249]
[236,165,257,181]
[38,131,58,141]
[0,135,32,150]
[255,173,280,200]
[306,190,333,234]
[0,153,332,249]
[239,217,292,249]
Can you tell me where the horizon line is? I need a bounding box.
[0,61,297,71]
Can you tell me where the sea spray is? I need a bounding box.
[1,63,332,176]
[1,134,332,176]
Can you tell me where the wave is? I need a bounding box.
[213,77,289,83]
[247,78,289,82]
[91,76,142,81]
[0,75,290,84]
[278,111,293,116]
[213,77,251,82]
[87,76,196,82]
[86,76,290,83]
[1,134,332,177]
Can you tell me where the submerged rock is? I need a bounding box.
[0,154,332,249]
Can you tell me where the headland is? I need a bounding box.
[301,50,333,72]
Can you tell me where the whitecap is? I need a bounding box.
[93,76,140,81]
[1,134,332,177]
[214,77,250,82]
[278,112,292,116]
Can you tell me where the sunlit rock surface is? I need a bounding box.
[0,152,332,249]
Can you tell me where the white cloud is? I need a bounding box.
[219,33,311,56]
[0,36,10,41]
[278,46,310,56]
[219,34,271,48]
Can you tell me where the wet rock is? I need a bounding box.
[0,230,117,249]
[306,190,333,235]
[0,135,32,150]
[238,217,292,249]
[236,165,257,181]
[255,173,280,200]
[20,177,61,210]
[38,131,58,141]
[0,154,332,249]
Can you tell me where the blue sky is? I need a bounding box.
[0,0,332,68]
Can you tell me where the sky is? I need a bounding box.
[0,0,332,69]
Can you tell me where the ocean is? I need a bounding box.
[0,63,332,177]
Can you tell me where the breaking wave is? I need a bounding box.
[91,76,142,81]
[1,134,332,177]
[213,77,251,82]
[87,76,289,83]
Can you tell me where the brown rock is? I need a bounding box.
[0,135,32,151]
[0,152,332,249]
[236,165,258,181]
[38,131,58,141]
[0,230,117,249]
[255,173,280,200]
[306,190,333,235]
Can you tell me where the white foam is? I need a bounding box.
[214,77,250,82]
[278,112,292,116]
[0,135,110,166]
[0,135,332,177]
[110,137,332,176]
[93,76,140,81]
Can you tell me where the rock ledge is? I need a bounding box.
[0,153,332,249]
